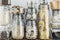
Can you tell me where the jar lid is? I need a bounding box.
[27,1,35,8]
[50,1,60,10]
[2,0,11,5]
[11,6,24,14]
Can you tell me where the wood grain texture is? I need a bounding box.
[50,1,60,10]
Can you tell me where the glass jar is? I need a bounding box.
[50,0,60,38]
[37,2,49,39]
[0,6,11,26]
[26,1,38,39]
[11,6,24,39]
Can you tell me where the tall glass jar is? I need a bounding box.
[26,1,38,39]
[11,6,24,39]
[0,5,11,39]
[50,0,60,38]
[37,0,49,39]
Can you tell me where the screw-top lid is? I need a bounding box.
[50,0,60,10]
[2,0,11,5]
[11,6,24,14]
[27,1,35,8]
[40,0,48,4]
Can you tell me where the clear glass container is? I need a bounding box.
[37,1,49,39]
[50,0,60,39]
[0,6,11,26]
[26,1,38,39]
[11,6,24,39]
[0,5,11,39]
